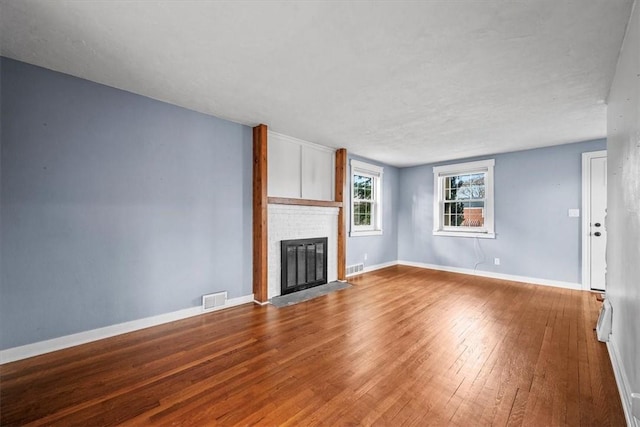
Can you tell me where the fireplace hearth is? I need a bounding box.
[280,237,328,295]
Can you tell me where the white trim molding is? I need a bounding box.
[432,230,496,239]
[607,335,639,427]
[350,159,384,176]
[581,149,607,291]
[349,230,383,237]
[398,260,582,290]
[432,159,495,176]
[350,159,384,237]
[433,159,495,239]
[268,130,336,154]
[0,294,254,364]
[344,259,582,290]
[346,260,399,277]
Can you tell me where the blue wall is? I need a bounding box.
[0,55,608,351]
[347,154,399,268]
[0,58,253,350]
[397,139,606,284]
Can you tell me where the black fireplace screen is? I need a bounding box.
[280,237,328,295]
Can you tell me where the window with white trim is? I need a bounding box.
[351,159,383,237]
[433,159,495,238]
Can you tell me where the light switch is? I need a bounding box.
[568,209,580,217]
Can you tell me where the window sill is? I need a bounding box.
[433,230,495,239]
[350,230,383,237]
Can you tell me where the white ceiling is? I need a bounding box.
[0,1,634,167]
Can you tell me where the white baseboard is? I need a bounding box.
[0,294,254,365]
[607,335,639,427]
[397,260,582,290]
[346,260,399,277]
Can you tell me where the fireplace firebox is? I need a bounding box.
[280,237,328,295]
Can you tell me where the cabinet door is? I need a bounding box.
[301,146,334,201]
[268,134,301,198]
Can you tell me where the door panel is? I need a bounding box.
[589,156,607,291]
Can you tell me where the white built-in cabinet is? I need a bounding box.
[268,131,335,201]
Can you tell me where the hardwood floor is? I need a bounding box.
[0,266,624,426]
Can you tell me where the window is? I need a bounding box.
[351,159,383,236]
[433,159,495,238]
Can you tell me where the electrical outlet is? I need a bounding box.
[364,253,368,261]
[494,258,500,265]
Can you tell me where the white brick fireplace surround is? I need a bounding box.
[268,204,339,299]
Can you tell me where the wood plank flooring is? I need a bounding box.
[0,266,624,426]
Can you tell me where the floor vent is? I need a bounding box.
[202,291,227,312]
[346,263,365,276]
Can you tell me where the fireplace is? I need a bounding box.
[268,205,338,298]
[280,237,328,295]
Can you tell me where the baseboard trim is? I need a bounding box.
[607,335,638,427]
[397,260,582,290]
[346,260,399,277]
[0,294,255,365]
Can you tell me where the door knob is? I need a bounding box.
[595,222,601,227]
[594,232,602,237]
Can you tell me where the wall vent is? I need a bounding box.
[346,263,364,276]
[202,291,227,312]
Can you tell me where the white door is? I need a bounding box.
[583,152,607,291]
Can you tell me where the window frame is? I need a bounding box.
[350,159,383,237]
[433,159,495,238]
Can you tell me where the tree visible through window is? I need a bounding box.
[353,174,373,226]
[444,173,485,228]
[433,159,495,238]
[351,159,383,236]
